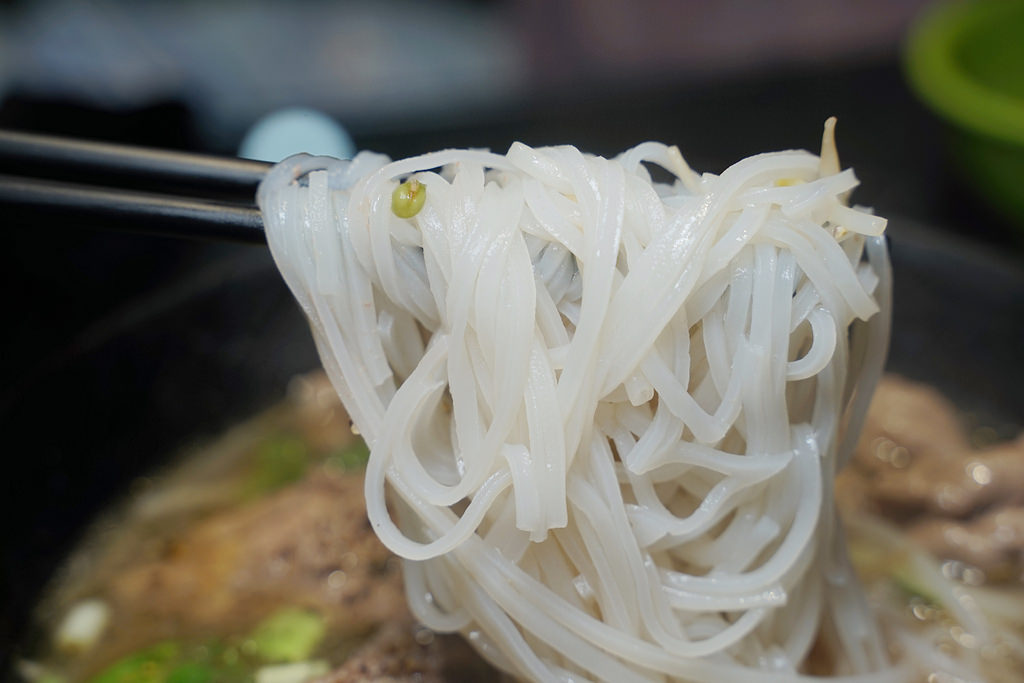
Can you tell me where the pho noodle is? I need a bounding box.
[257,120,903,681]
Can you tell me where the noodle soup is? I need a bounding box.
[19,128,1024,682]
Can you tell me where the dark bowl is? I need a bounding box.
[4,211,1022,679]
[2,58,1023,677]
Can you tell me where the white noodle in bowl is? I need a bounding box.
[257,120,909,682]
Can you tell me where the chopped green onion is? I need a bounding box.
[89,642,180,683]
[242,435,309,499]
[166,662,214,683]
[249,608,326,663]
[325,440,369,472]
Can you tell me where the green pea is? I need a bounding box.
[391,178,426,218]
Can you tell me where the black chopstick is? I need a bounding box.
[0,129,271,201]
[0,174,266,244]
[0,129,272,244]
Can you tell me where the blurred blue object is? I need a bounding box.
[239,108,356,162]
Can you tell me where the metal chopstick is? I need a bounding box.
[0,174,266,244]
[0,129,272,243]
[0,129,271,201]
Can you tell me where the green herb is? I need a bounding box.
[248,608,326,663]
[89,642,180,683]
[165,662,213,683]
[243,435,309,499]
[324,440,369,472]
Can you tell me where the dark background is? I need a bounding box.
[1,0,1022,677]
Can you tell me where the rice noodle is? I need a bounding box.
[258,122,903,681]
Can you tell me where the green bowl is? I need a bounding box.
[905,0,1024,228]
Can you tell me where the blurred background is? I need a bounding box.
[1,0,1022,677]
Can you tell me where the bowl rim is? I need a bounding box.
[905,0,1024,147]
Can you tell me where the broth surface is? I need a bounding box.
[20,373,1024,682]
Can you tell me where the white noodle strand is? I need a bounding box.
[259,132,902,682]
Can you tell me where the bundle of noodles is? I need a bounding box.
[258,120,900,682]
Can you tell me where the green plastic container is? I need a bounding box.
[905,0,1024,228]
